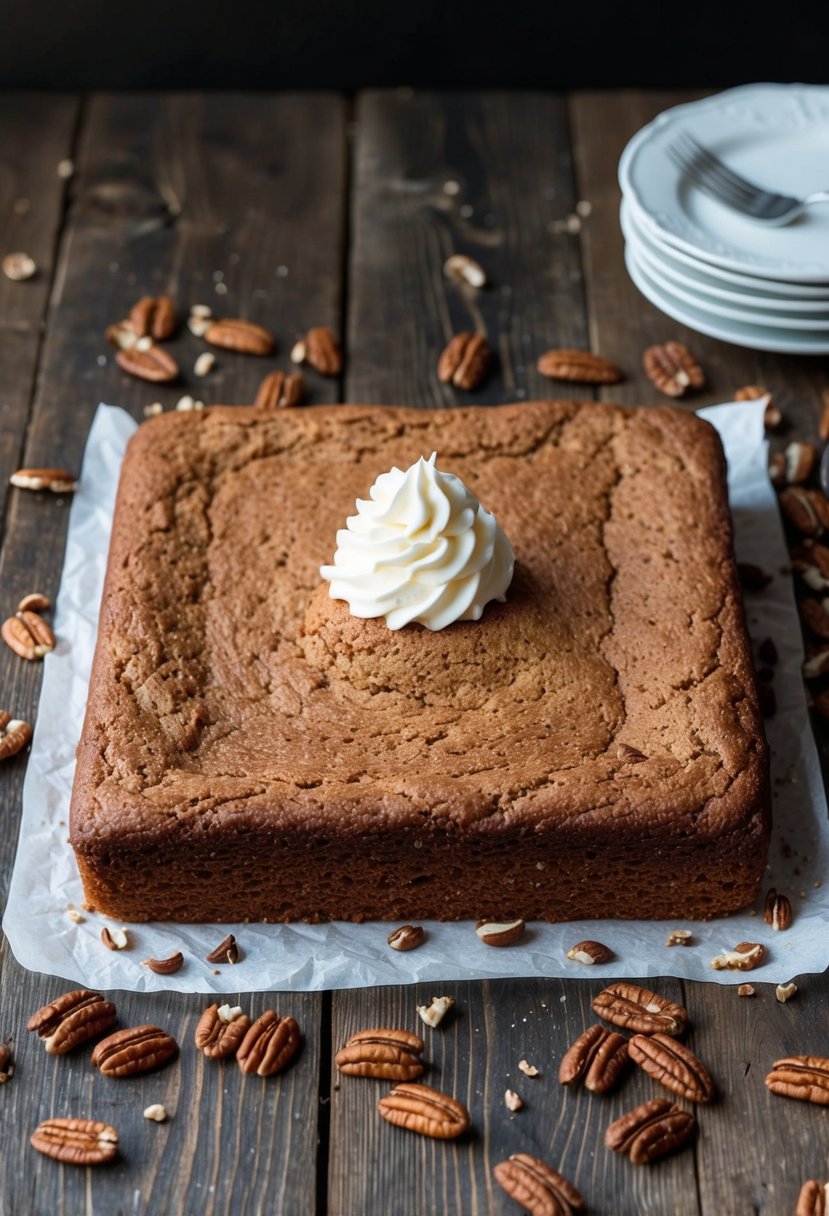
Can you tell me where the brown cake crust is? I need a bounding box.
[69,401,770,922]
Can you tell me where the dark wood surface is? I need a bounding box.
[0,89,827,1216]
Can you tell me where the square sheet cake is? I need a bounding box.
[70,401,770,922]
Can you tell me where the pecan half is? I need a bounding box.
[642,341,704,397]
[304,327,342,376]
[785,441,817,485]
[2,611,56,660]
[629,1033,714,1103]
[253,370,305,409]
[129,295,177,341]
[335,1027,424,1080]
[377,1082,470,1139]
[116,344,179,383]
[205,933,239,964]
[537,348,621,384]
[195,1003,252,1060]
[765,1056,829,1105]
[10,467,77,492]
[100,927,129,951]
[780,487,829,537]
[475,918,525,947]
[796,1180,829,1216]
[710,942,766,971]
[31,1117,118,1166]
[566,939,614,965]
[91,1025,178,1077]
[493,1152,585,1215]
[437,333,491,391]
[141,951,184,975]
[0,714,32,761]
[236,1011,301,1076]
[799,599,829,640]
[27,989,116,1055]
[558,1024,630,1094]
[205,318,275,356]
[592,982,687,1037]
[605,1098,696,1165]
[763,888,792,931]
[387,924,426,952]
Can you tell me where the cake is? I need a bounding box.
[69,401,770,923]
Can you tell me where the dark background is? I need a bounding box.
[2,0,828,89]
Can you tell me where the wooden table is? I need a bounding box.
[1,90,827,1216]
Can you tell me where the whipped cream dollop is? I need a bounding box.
[320,453,514,631]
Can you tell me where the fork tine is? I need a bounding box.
[674,131,759,200]
[667,140,751,210]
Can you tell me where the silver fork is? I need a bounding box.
[667,130,829,225]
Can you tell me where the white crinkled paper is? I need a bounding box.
[4,400,828,991]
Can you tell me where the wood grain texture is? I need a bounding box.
[0,92,348,1216]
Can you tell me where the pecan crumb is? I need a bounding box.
[504,1088,523,1111]
[776,982,797,1004]
[518,1058,539,1077]
[737,984,755,997]
[416,995,455,1029]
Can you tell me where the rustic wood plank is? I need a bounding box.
[0,92,348,1216]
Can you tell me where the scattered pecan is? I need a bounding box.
[605,1098,696,1165]
[785,441,817,485]
[734,384,770,402]
[642,340,704,397]
[795,1180,829,1216]
[304,327,342,376]
[444,254,486,288]
[387,924,426,952]
[0,713,32,762]
[566,940,614,965]
[629,1033,714,1103]
[493,1153,585,1215]
[128,295,177,341]
[417,995,455,1029]
[475,918,525,947]
[2,611,56,661]
[518,1058,539,1077]
[763,888,793,931]
[195,1003,252,1060]
[799,599,829,640]
[766,1056,829,1105]
[143,1104,168,1122]
[141,951,184,975]
[3,251,37,281]
[780,487,829,537]
[237,1011,301,1077]
[592,982,687,1037]
[17,592,50,613]
[10,467,77,492]
[205,317,275,356]
[377,1082,470,1139]
[100,927,129,951]
[504,1089,523,1112]
[205,933,239,964]
[0,1041,13,1083]
[437,333,492,391]
[30,1117,118,1166]
[92,1025,178,1077]
[666,929,693,947]
[737,983,755,997]
[537,348,621,384]
[805,648,829,678]
[769,452,786,487]
[776,982,798,1004]
[253,370,305,409]
[335,1027,424,1080]
[558,1024,630,1094]
[116,344,179,383]
[737,562,772,591]
[764,400,785,432]
[27,989,117,1055]
[710,942,766,972]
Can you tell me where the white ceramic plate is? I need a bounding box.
[621,200,829,309]
[619,84,829,283]
[624,244,829,354]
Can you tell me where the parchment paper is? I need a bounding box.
[4,399,827,991]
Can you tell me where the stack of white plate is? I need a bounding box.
[618,84,829,355]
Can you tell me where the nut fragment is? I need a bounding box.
[387,924,426,952]
[92,1025,179,1077]
[629,1033,714,1103]
[518,1058,539,1077]
[642,341,705,397]
[100,927,129,951]
[776,982,798,1004]
[493,1152,585,1215]
[31,1117,118,1166]
[237,1010,301,1076]
[10,467,77,493]
[205,933,239,964]
[17,592,50,613]
[194,352,216,377]
[617,742,647,763]
[763,888,793,931]
[129,295,177,341]
[143,1104,168,1122]
[335,1027,424,1080]
[475,919,525,947]
[0,1041,14,1083]
[737,983,755,997]
[116,344,179,383]
[764,401,785,432]
[195,1004,252,1059]
[734,384,770,402]
[437,332,492,390]
[605,1098,696,1165]
[27,989,116,1054]
[765,1056,829,1105]
[2,611,56,660]
[559,1024,630,1094]
[537,348,621,384]
[795,1180,829,1216]
[204,318,275,356]
[416,995,455,1028]
[141,951,184,975]
[304,327,343,376]
[3,252,37,281]
[444,254,486,288]
[785,441,817,485]
[253,369,305,409]
[566,939,614,965]
[0,714,32,761]
[290,339,307,363]
[377,1082,470,1139]
[592,982,687,1037]
[710,942,766,971]
[504,1089,523,1112]
[666,929,693,947]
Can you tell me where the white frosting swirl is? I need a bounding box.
[320,452,514,631]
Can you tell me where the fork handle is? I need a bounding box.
[806,192,829,206]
